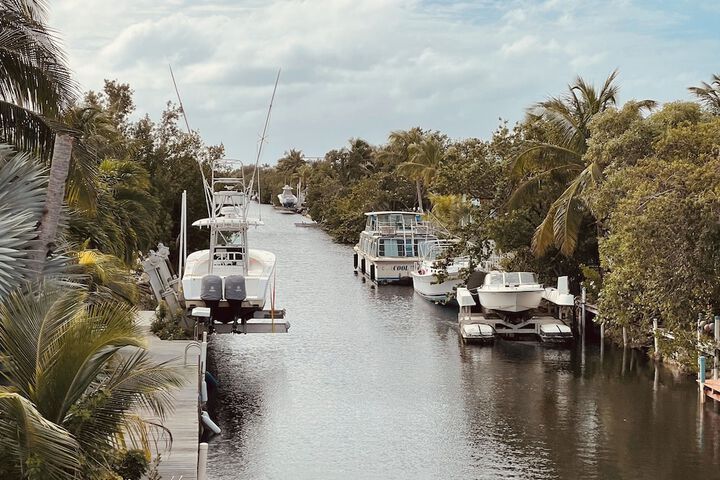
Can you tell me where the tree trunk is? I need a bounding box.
[415,179,423,213]
[36,133,74,261]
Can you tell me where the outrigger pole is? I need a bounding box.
[169,64,213,218]
[246,69,281,200]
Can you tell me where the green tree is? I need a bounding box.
[689,73,720,115]
[397,137,445,212]
[0,284,185,479]
[510,71,654,256]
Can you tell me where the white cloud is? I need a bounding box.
[49,0,720,161]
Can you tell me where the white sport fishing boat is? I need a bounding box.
[276,184,298,213]
[477,271,544,313]
[354,211,437,285]
[182,159,283,330]
[411,240,469,304]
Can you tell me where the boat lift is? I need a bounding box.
[457,276,575,344]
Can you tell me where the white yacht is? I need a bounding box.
[354,211,437,285]
[276,184,298,213]
[182,159,277,325]
[477,271,545,313]
[410,240,469,304]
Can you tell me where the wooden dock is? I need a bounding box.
[137,311,199,480]
[700,378,720,403]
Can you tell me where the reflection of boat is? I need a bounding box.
[411,240,468,304]
[182,159,283,328]
[294,220,319,228]
[354,211,437,285]
[477,271,544,313]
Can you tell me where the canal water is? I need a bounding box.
[207,204,720,479]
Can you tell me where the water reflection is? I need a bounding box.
[207,205,720,479]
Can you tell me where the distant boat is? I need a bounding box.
[277,184,297,207]
[410,239,469,304]
[354,211,437,285]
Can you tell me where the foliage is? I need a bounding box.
[688,73,720,115]
[0,283,186,478]
[589,104,720,353]
[0,0,76,159]
[0,145,47,299]
[112,449,149,480]
[151,301,193,340]
[510,71,655,256]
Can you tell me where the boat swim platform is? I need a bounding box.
[190,307,290,335]
[137,311,200,480]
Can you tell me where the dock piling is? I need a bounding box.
[198,443,208,480]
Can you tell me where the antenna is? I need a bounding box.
[247,68,281,198]
[169,64,212,217]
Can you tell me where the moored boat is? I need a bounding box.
[182,159,279,326]
[476,271,544,313]
[411,239,469,304]
[353,211,437,285]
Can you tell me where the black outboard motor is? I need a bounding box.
[224,275,247,331]
[466,270,487,312]
[200,275,223,323]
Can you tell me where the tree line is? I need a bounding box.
[261,70,720,367]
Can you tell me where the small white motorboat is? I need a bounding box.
[477,271,544,313]
[276,184,298,213]
[411,240,468,304]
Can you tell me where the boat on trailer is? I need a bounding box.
[457,274,574,344]
[353,211,437,285]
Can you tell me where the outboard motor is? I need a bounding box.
[224,275,247,330]
[466,270,487,290]
[200,275,223,322]
[466,271,487,311]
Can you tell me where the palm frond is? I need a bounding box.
[0,390,80,480]
[0,145,47,297]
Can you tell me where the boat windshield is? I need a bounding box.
[486,271,538,286]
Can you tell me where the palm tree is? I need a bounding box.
[510,70,654,256]
[396,137,445,212]
[0,145,47,298]
[689,74,720,114]
[0,283,185,479]
[0,1,84,263]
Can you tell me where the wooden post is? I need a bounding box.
[600,322,605,342]
[653,318,659,359]
[580,287,586,337]
[700,355,707,403]
[623,326,628,347]
[198,442,209,480]
[714,316,720,380]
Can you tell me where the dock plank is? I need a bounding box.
[137,311,199,480]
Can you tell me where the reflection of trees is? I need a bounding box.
[457,342,720,478]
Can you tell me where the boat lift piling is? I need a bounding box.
[698,315,720,403]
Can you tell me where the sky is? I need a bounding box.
[50,0,720,163]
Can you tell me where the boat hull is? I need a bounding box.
[411,271,463,304]
[354,247,418,285]
[182,248,275,316]
[477,289,544,313]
